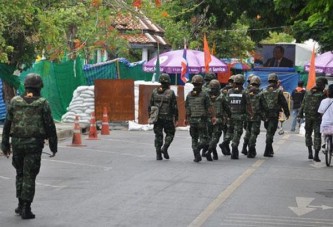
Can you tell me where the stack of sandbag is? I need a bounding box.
[61,86,95,124]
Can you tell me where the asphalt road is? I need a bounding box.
[1,121,333,227]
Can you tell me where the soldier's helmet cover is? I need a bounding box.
[268,73,279,82]
[209,79,221,90]
[192,74,204,85]
[250,75,261,85]
[159,73,171,84]
[247,74,255,82]
[24,73,44,89]
[234,74,245,84]
[204,72,217,82]
[228,75,235,83]
[316,77,328,85]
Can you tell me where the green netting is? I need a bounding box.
[19,58,86,121]
[0,63,21,88]
[118,61,152,81]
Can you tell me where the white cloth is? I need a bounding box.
[318,98,333,133]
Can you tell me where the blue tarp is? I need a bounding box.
[0,80,7,120]
[245,69,300,94]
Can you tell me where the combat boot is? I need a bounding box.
[241,140,248,155]
[21,201,35,219]
[219,141,231,156]
[307,146,313,159]
[156,148,163,160]
[161,146,169,159]
[193,149,202,162]
[15,198,23,215]
[231,145,239,159]
[205,148,213,161]
[264,144,273,157]
[247,146,257,158]
[201,145,209,157]
[212,148,218,160]
[313,150,321,162]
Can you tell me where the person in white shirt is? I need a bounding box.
[318,84,333,134]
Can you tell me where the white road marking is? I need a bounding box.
[42,159,112,171]
[289,197,333,216]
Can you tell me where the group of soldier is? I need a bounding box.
[149,72,295,162]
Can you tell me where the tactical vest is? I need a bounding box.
[153,89,172,115]
[262,88,280,111]
[304,90,324,117]
[211,94,224,118]
[246,89,261,120]
[10,96,47,138]
[228,89,243,114]
[187,92,207,118]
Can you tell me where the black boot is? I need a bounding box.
[156,148,163,160]
[205,148,213,161]
[201,145,209,157]
[15,198,23,215]
[308,146,313,159]
[231,145,239,159]
[161,146,169,159]
[212,148,218,160]
[247,146,257,158]
[264,144,273,157]
[193,149,202,162]
[313,149,321,162]
[21,201,35,219]
[219,141,231,155]
[242,141,248,155]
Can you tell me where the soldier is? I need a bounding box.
[205,79,231,161]
[148,73,178,160]
[1,73,58,219]
[220,74,246,159]
[241,73,255,155]
[219,75,235,155]
[201,72,217,157]
[242,75,265,158]
[262,73,290,157]
[298,77,328,162]
[185,75,216,162]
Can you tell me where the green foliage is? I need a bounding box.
[260,31,294,44]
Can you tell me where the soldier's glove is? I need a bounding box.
[1,142,11,158]
[49,152,56,158]
[211,117,217,125]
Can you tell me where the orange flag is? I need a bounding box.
[203,33,211,73]
[306,46,316,90]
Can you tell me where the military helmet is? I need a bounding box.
[316,77,328,85]
[234,74,245,84]
[204,72,217,82]
[159,73,171,84]
[24,73,44,89]
[209,79,221,90]
[192,74,204,84]
[228,75,235,83]
[247,74,255,83]
[250,75,261,85]
[268,73,279,82]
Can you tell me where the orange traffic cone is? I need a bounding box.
[101,107,110,135]
[87,112,99,140]
[68,116,86,147]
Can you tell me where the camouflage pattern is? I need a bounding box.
[149,87,178,152]
[262,85,290,145]
[1,94,57,203]
[298,87,326,151]
[185,88,212,159]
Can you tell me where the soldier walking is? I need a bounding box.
[149,73,178,160]
[242,76,265,158]
[185,75,216,162]
[261,73,290,157]
[1,73,58,219]
[298,77,327,162]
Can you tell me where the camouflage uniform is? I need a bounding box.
[1,73,57,219]
[298,77,327,162]
[185,75,215,162]
[242,76,265,158]
[262,73,290,157]
[205,80,231,161]
[221,74,246,159]
[149,73,178,160]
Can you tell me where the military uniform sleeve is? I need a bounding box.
[1,102,13,153]
[148,90,155,114]
[171,91,178,121]
[279,90,290,118]
[42,100,57,153]
[222,95,231,118]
